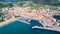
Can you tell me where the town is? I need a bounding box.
[0,7,59,27]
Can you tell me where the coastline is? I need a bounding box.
[0,18,16,27]
[0,17,30,27]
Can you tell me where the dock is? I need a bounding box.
[32,26,60,32]
[17,16,31,25]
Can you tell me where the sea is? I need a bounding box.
[0,20,60,34]
[53,15,60,20]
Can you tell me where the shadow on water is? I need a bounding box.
[0,20,60,34]
[29,19,44,27]
[53,15,60,20]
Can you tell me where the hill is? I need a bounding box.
[0,0,60,6]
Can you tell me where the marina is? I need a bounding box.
[17,17,31,25]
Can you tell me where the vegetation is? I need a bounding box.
[0,0,60,9]
[56,20,60,23]
[0,19,4,22]
[0,2,13,8]
[56,20,60,26]
[15,15,20,18]
[0,13,3,17]
[0,9,4,17]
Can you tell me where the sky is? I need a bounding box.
[58,0,60,1]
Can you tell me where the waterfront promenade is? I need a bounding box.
[0,16,30,27]
[0,17,16,27]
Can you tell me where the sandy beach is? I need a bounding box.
[0,18,16,27]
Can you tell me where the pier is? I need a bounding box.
[32,26,60,32]
[17,16,31,25]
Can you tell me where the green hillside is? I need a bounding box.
[0,0,60,10]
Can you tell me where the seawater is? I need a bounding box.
[53,16,60,20]
[0,21,60,34]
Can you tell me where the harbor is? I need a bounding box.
[0,20,60,34]
[0,7,60,32]
[0,0,60,34]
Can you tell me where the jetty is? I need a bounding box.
[17,16,31,25]
[32,26,60,32]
